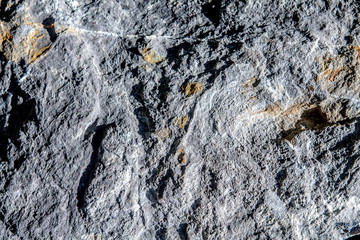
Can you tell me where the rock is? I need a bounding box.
[1,0,360,239]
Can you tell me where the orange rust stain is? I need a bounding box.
[177,149,186,164]
[30,45,50,63]
[181,82,203,97]
[174,116,188,128]
[1,20,55,63]
[3,31,13,42]
[178,152,186,164]
[140,47,164,64]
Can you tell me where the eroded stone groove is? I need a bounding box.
[131,83,156,140]
[77,123,115,217]
[0,63,38,186]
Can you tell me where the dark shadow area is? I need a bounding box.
[204,59,234,88]
[126,37,146,56]
[155,228,167,240]
[225,25,245,37]
[281,106,329,141]
[126,47,141,56]
[133,106,155,138]
[157,77,171,111]
[178,223,189,240]
[131,83,155,139]
[42,17,58,42]
[349,225,360,237]
[0,63,38,170]
[0,62,36,236]
[201,0,222,26]
[329,119,360,192]
[275,168,287,194]
[0,206,17,235]
[346,234,360,240]
[166,42,193,71]
[0,0,25,22]
[208,169,218,192]
[156,168,175,200]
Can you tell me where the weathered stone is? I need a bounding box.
[1,1,360,239]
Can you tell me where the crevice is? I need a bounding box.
[282,113,357,142]
[208,169,218,192]
[201,0,222,26]
[131,83,156,139]
[0,63,38,174]
[328,119,360,192]
[346,234,360,240]
[166,42,193,71]
[281,106,330,141]
[76,122,115,217]
[145,136,182,200]
[42,17,58,42]
[178,223,189,240]
[134,106,155,138]
[225,25,245,38]
[157,77,171,111]
[243,193,265,220]
[349,225,360,237]
[156,168,175,200]
[204,59,234,89]
[0,206,18,235]
[275,168,287,194]
[155,227,167,240]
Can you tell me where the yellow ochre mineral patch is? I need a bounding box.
[140,47,164,64]
[181,82,203,97]
[174,116,188,128]
[177,149,186,164]
[0,20,53,64]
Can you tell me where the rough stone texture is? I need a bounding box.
[1,0,360,239]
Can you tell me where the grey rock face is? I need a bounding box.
[1,0,360,239]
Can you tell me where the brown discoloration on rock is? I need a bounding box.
[282,106,329,141]
[243,77,260,88]
[0,20,52,63]
[0,21,14,60]
[178,152,186,164]
[317,46,360,95]
[256,45,360,140]
[181,82,203,97]
[177,149,186,164]
[16,27,51,63]
[140,47,164,64]
[253,98,357,141]
[29,45,50,63]
[174,116,188,128]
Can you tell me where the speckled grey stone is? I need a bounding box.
[1,1,360,239]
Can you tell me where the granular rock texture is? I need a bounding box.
[1,1,360,239]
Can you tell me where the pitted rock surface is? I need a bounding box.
[1,1,360,239]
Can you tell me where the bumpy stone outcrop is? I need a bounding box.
[1,1,360,239]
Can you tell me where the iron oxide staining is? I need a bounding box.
[281,106,330,141]
[174,116,188,129]
[181,82,203,97]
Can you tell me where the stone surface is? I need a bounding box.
[1,0,360,239]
